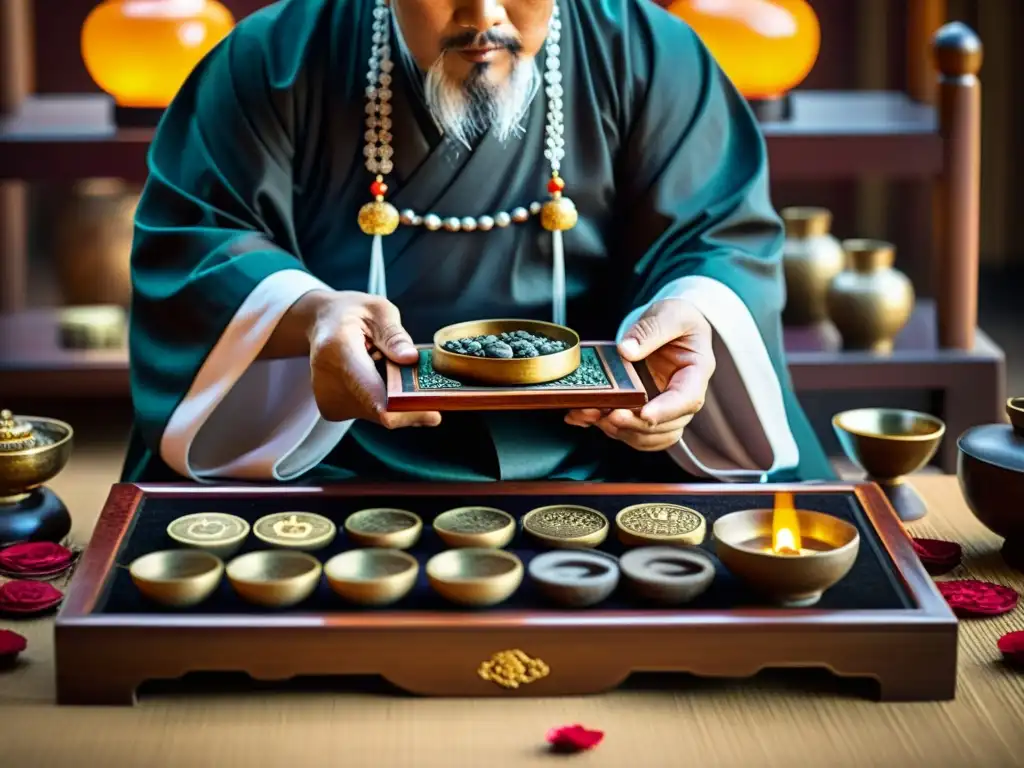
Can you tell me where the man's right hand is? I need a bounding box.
[303,291,441,428]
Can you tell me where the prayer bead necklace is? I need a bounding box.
[357,0,576,325]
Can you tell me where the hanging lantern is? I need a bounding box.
[81,0,235,127]
[668,0,820,121]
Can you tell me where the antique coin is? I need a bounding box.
[167,512,250,558]
[345,508,423,550]
[252,511,337,551]
[522,504,609,549]
[615,503,706,547]
[433,506,516,549]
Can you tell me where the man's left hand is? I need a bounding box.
[565,297,715,451]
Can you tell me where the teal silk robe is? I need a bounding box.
[122,0,834,485]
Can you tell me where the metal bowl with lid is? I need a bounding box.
[0,409,74,501]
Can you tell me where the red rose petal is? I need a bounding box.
[546,725,604,752]
[0,580,64,615]
[912,537,962,574]
[0,542,73,574]
[997,631,1024,668]
[0,629,27,658]
[937,579,1019,617]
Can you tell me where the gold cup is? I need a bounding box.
[226,551,322,608]
[713,509,860,607]
[431,318,581,386]
[432,506,516,549]
[324,548,419,606]
[426,548,524,607]
[0,409,74,546]
[832,408,945,522]
[129,550,224,608]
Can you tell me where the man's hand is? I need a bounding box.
[565,297,715,451]
[306,291,441,428]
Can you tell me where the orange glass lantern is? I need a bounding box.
[81,0,235,126]
[668,0,820,120]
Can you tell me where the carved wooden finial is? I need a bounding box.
[933,22,983,78]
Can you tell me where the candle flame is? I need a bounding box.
[772,492,802,555]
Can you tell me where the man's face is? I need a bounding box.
[392,0,554,90]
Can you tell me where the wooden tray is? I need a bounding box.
[384,342,648,411]
[55,482,958,706]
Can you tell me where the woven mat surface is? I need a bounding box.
[1,467,1022,767]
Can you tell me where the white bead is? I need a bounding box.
[529,202,541,214]
[424,214,442,231]
[412,215,422,226]
[495,212,511,227]
[477,215,494,231]
[444,217,461,232]
[511,207,529,223]
[460,217,477,232]
[400,209,416,225]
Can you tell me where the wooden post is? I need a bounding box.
[0,0,33,313]
[907,0,946,104]
[933,22,982,351]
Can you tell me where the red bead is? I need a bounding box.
[370,180,388,197]
[547,176,565,194]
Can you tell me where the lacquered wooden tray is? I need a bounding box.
[384,342,648,411]
[54,481,958,706]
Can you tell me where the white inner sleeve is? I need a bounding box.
[616,275,799,482]
[159,269,354,482]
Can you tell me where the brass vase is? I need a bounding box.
[780,207,845,326]
[54,178,139,308]
[826,240,915,353]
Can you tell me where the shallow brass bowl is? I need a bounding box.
[431,318,581,386]
[426,548,524,607]
[713,509,860,607]
[129,549,224,608]
[345,508,423,549]
[226,550,322,608]
[166,512,250,559]
[832,408,945,481]
[433,506,516,549]
[0,415,74,499]
[324,548,419,606]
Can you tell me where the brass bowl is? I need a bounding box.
[0,410,74,500]
[713,509,860,607]
[522,504,609,549]
[324,548,419,606]
[832,408,946,522]
[345,508,423,549]
[832,408,946,480]
[432,506,516,549]
[129,550,224,608]
[431,318,581,386]
[167,512,250,559]
[226,551,322,608]
[252,512,337,552]
[426,548,524,607]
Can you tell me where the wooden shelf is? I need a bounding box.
[0,91,943,183]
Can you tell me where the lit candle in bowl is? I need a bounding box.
[713,494,861,607]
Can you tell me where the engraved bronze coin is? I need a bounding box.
[345,508,423,550]
[252,512,337,552]
[615,503,707,547]
[433,506,516,549]
[522,504,609,549]
[167,512,250,558]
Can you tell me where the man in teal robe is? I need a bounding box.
[122,0,834,485]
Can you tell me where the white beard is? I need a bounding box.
[422,54,541,150]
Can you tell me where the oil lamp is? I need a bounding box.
[667,0,821,121]
[713,493,860,606]
[0,409,74,546]
[80,0,235,128]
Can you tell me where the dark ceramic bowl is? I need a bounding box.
[957,398,1024,570]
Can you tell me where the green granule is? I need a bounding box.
[416,347,610,390]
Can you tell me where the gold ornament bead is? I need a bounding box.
[358,200,400,236]
[540,196,578,232]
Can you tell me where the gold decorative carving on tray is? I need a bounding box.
[477,649,550,689]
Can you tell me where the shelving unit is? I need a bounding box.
[0,9,1007,472]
